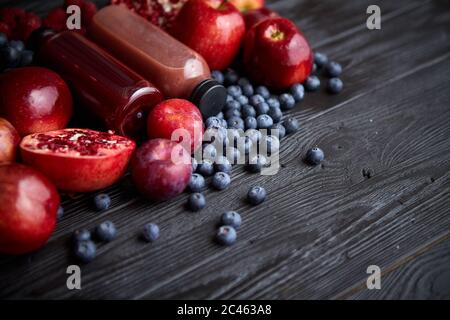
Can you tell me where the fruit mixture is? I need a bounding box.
[0,0,343,263]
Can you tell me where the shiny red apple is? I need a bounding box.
[0,117,20,164]
[170,0,245,70]
[0,67,73,137]
[0,163,60,255]
[243,7,278,29]
[229,0,264,12]
[243,17,313,89]
[131,139,192,201]
[147,99,204,153]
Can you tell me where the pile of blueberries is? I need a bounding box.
[0,33,34,71]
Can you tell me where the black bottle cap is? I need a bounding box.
[190,79,227,119]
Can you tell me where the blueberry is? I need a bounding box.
[227,85,242,98]
[241,83,254,97]
[227,128,242,147]
[216,112,224,119]
[290,83,305,102]
[197,159,215,176]
[241,104,256,118]
[202,143,217,161]
[267,106,283,123]
[189,173,205,192]
[94,193,111,211]
[325,61,342,77]
[224,108,241,120]
[266,97,280,109]
[9,40,24,52]
[269,123,286,139]
[225,146,241,164]
[255,86,270,99]
[243,136,253,154]
[72,229,91,244]
[204,127,228,146]
[245,129,262,145]
[279,93,296,110]
[216,226,237,246]
[244,116,257,130]
[327,77,343,94]
[237,77,250,87]
[257,114,273,129]
[221,118,228,128]
[188,193,206,211]
[224,100,241,112]
[73,240,96,263]
[314,52,328,68]
[211,172,231,190]
[227,116,245,130]
[249,94,265,106]
[255,102,270,115]
[95,220,117,242]
[226,95,235,102]
[142,223,160,242]
[205,116,222,128]
[225,69,239,85]
[304,76,321,92]
[221,211,242,229]
[192,157,198,172]
[214,156,232,174]
[236,94,249,106]
[0,46,20,68]
[247,186,267,205]
[211,70,224,84]
[0,33,7,47]
[57,206,65,220]
[283,117,300,134]
[305,147,325,165]
[246,154,268,173]
[20,50,33,67]
[263,135,280,154]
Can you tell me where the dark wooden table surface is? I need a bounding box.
[0,0,449,300]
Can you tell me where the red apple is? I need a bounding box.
[0,117,20,164]
[20,128,135,192]
[0,67,73,137]
[170,0,245,70]
[243,17,313,89]
[229,0,264,12]
[0,163,60,255]
[147,99,204,153]
[131,139,192,201]
[243,7,278,29]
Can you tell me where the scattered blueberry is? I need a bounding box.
[237,77,250,87]
[225,146,241,164]
[257,114,274,129]
[290,83,305,102]
[244,116,258,130]
[279,93,296,110]
[202,143,217,161]
[9,40,24,52]
[305,147,325,165]
[250,94,265,106]
[314,52,328,68]
[226,95,234,102]
[255,86,270,99]
[241,83,254,97]
[263,135,280,154]
[205,116,222,128]
[142,223,160,243]
[227,128,242,147]
[211,172,231,190]
[283,118,300,134]
[266,97,280,109]
[192,157,198,172]
[94,193,111,211]
[224,100,241,112]
[188,193,206,211]
[72,229,91,244]
[216,111,224,119]
[227,116,245,130]
[255,102,270,115]
[197,159,215,176]
[73,240,96,263]
[269,123,286,139]
[57,206,65,220]
[221,118,228,128]
[243,136,253,154]
[267,106,283,123]
[246,154,268,173]
[245,129,262,145]
[236,94,249,106]
[95,220,117,242]
[211,70,224,84]
[227,85,242,98]
[247,186,267,205]
[0,46,20,68]
[216,226,237,246]
[221,211,242,230]
[304,75,321,92]
[224,108,241,120]
[241,104,256,118]
[327,77,344,94]
[225,69,239,85]
[189,173,205,192]
[325,61,342,77]
[214,156,232,174]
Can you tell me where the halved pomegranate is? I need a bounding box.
[20,128,136,192]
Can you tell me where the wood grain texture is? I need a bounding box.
[0,0,449,299]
